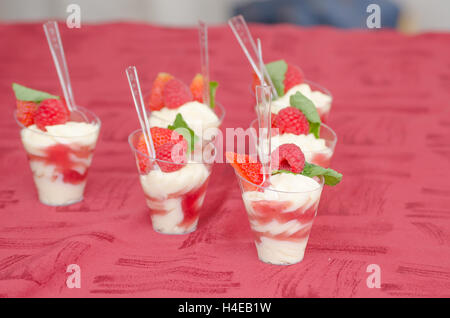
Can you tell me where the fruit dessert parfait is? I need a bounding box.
[146,73,224,143]
[13,83,100,206]
[251,90,337,168]
[252,60,332,123]
[129,118,216,235]
[227,144,342,265]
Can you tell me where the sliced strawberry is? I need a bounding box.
[283,64,303,92]
[190,74,204,102]
[156,141,187,172]
[34,98,69,131]
[147,72,173,111]
[163,78,192,109]
[16,100,38,127]
[226,152,263,185]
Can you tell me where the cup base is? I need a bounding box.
[39,196,84,207]
[152,226,197,235]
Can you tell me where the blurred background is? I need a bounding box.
[0,0,449,32]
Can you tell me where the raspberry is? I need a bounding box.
[147,72,173,111]
[274,106,309,135]
[163,78,192,109]
[226,152,264,185]
[190,74,204,103]
[34,98,69,131]
[16,100,38,127]
[136,128,187,173]
[156,141,187,172]
[271,144,305,173]
[283,64,303,93]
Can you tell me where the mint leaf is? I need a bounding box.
[290,91,321,138]
[168,114,198,152]
[301,162,342,186]
[266,60,287,97]
[12,83,59,103]
[209,81,218,109]
[272,163,342,186]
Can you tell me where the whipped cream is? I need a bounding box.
[256,236,309,265]
[268,133,332,162]
[271,83,331,115]
[21,122,100,156]
[149,101,220,137]
[139,162,210,234]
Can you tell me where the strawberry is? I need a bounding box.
[283,64,303,92]
[147,72,173,111]
[155,141,187,172]
[271,144,305,173]
[190,74,204,102]
[34,98,69,131]
[163,78,192,109]
[226,152,263,185]
[136,128,187,173]
[16,100,38,127]
[274,106,309,135]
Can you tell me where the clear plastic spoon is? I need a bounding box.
[198,20,210,107]
[43,21,76,112]
[126,66,157,163]
[228,15,278,99]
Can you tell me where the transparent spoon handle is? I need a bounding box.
[43,21,75,111]
[126,66,156,159]
[228,15,278,99]
[256,85,272,182]
[198,20,210,107]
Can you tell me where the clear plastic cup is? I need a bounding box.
[128,129,216,235]
[15,106,101,206]
[250,119,337,168]
[234,171,324,265]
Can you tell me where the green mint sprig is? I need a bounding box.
[272,162,342,186]
[209,81,218,109]
[290,91,321,138]
[12,83,59,103]
[265,60,288,97]
[168,114,199,153]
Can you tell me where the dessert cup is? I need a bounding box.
[16,106,101,206]
[234,172,324,265]
[128,129,216,235]
[250,119,337,168]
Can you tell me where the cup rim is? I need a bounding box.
[15,105,101,139]
[128,128,216,166]
[234,169,324,194]
[249,119,338,153]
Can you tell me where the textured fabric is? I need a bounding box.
[0,22,449,298]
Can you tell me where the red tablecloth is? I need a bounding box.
[0,22,449,298]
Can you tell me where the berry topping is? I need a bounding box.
[136,128,188,174]
[273,106,309,135]
[16,100,38,127]
[34,98,70,131]
[163,78,192,109]
[190,74,204,103]
[283,64,303,93]
[155,141,187,173]
[226,152,263,185]
[271,144,305,173]
[147,72,173,111]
